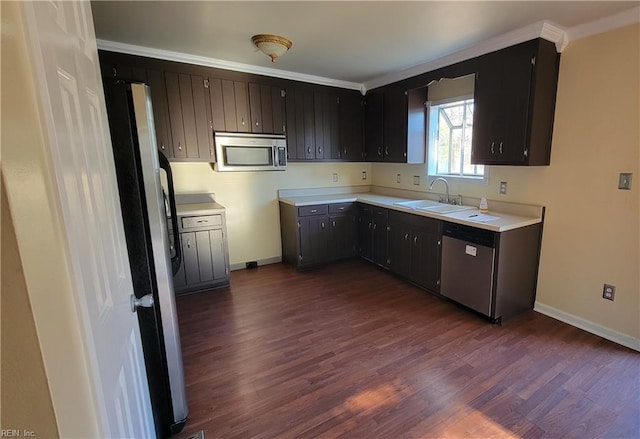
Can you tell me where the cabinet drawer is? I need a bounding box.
[328,203,353,214]
[181,215,222,229]
[298,205,328,217]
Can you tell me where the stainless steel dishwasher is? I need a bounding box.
[441,222,497,317]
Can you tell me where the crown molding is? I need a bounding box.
[96,39,362,91]
[98,6,639,95]
[363,20,565,91]
[564,6,639,45]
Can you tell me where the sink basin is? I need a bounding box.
[393,199,441,209]
[417,204,475,214]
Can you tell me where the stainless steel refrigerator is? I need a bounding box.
[103,80,188,437]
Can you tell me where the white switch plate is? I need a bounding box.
[362,171,367,180]
[413,175,420,185]
[332,173,338,182]
[396,174,401,183]
[499,181,508,195]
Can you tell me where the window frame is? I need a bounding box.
[426,93,488,184]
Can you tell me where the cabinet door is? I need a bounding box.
[302,89,315,160]
[285,88,298,160]
[329,214,356,260]
[299,216,328,266]
[209,229,227,281]
[192,76,215,160]
[372,207,389,267]
[383,88,408,162]
[165,72,187,158]
[314,91,338,160]
[411,224,441,292]
[248,83,263,133]
[221,80,238,132]
[259,84,273,133]
[389,216,412,279]
[208,78,226,132]
[339,93,363,161]
[472,43,535,165]
[146,69,174,158]
[181,232,200,284]
[364,92,383,162]
[195,231,214,282]
[177,73,198,158]
[234,81,250,133]
[271,87,285,135]
[358,205,373,260]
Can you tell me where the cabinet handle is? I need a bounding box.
[404,233,409,241]
[187,239,191,248]
[318,147,323,154]
[377,147,382,156]
[332,221,336,227]
[307,147,312,154]
[343,148,347,157]
[490,141,495,154]
[310,209,317,213]
[385,146,389,156]
[414,236,418,244]
[241,117,246,127]
[255,120,259,127]
[321,222,325,230]
[160,143,165,151]
[499,142,504,154]
[373,223,377,230]
[177,141,182,151]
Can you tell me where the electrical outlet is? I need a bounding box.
[396,173,401,183]
[618,173,632,190]
[602,284,615,301]
[361,171,367,180]
[413,175,420,185]
[332,173,338,182]
[499,181,508,195]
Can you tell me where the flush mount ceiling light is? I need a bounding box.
[251,34,293,63]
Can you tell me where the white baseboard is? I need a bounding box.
[534,302,640,352]
[230,256,282,271]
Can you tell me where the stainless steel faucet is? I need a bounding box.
[429,177,450,204]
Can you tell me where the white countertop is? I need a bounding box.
[279,192,542,232]
[175,194,226,216]
[177,201,226,217]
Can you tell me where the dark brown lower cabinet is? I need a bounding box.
[389,210,442,293]
[173,213,230,294]
[358,204,390,268]
[280,202,357,269]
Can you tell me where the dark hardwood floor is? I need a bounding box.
[175,259,639,439]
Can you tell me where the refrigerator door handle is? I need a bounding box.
[159,151,182,275]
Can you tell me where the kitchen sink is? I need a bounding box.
[393,199,441,209]
[417,204,475,214]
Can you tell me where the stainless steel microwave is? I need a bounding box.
[214,133,287,172]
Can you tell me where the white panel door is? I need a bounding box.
[23,1,155,437]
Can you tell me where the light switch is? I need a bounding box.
[413,175,420,185]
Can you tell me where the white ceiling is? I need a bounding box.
[91,1,638,87]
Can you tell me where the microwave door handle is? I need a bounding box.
[273,145,278,168]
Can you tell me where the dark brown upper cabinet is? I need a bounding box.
[284,87,316,161]
[364,87,426,163]
[338,92,364,161]
[314,91,339,160]
[209,79,284,135]
[146,69,174,158]
[471,39,560,166]
[164,72,214,161]
[250,83,285,135]
[363,91,384,161]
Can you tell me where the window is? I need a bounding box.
[427,96,486,180]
